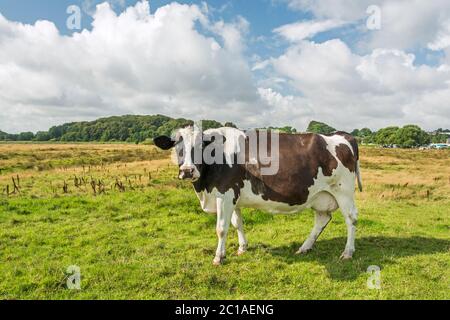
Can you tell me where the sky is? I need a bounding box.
[0,0,450,133]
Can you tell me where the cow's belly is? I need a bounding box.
[194,171,342,215]
[237,180,339,214]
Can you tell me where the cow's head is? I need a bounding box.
[153,126,203,181]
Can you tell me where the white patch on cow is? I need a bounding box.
[306,146,356,207]
[310,190,339,213]
[195,188,218,214]
[203,127,246,167]
[237,180,308,214]
[320,134,354,157]
[174,126,202,179]
[194,186,238,214]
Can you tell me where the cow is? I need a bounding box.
[154,125,362,265]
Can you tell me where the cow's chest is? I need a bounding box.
[194,189,218,214]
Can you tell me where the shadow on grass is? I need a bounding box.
[267,236,450,281]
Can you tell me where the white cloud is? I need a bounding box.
[0,1,263,133]
[274,19,347,42]
[273,39,364,95]
[257,87,313,130]
[268,38,450,130]
[252,59,270,71]
[82,0,127,15]
[209,15,250,53]
[287,0,450,52]
[428,20,450,51]
[286,0,376,21]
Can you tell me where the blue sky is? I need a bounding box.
[0,0,303,35]
[0,0,449,132]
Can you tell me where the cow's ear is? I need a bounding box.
[153,136,175,150]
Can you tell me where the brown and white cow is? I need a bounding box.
[154,126,362,265]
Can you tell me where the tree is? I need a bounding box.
[374,125,431,147]
[18,132,34,141]
[359,128,372,137]
[0,130,8,141]
[267,126,297,134]
[306,121,336,134]
[374,126,399,145]
[393,125,430,147]
[431,133,449,143]
[200,120,223,130]
[34,131,51,141]
[224,122,237,128]
[351,127,375,144]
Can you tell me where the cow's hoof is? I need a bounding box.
[340,251,353,260]
[212,256,224,266]
[237,245,247,256]
[295,247,312,255]
[237,249,246,256]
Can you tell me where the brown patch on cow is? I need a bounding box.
[245,131,338,206]
[335,144,356,172]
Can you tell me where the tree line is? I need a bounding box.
[0,115,235,143]
[306,121,449,148]
[0,115,448,147]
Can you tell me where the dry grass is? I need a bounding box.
[360,147,450,201]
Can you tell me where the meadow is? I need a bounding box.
[0,143,448,299]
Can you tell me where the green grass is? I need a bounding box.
[0,144,449,299]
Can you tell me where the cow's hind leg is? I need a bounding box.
[213,194,234,266]
[231,209,248,256]
[336,197,358,260]
[296,211,332,254]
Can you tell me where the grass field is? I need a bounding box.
[0,143,448,299]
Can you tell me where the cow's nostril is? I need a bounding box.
[180,167,196,180]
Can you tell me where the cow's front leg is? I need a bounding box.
[213,195,234,266]
[231,208,247,255]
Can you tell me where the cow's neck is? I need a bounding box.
[192,163,207,192]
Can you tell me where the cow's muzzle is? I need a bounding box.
[179,168,200,181]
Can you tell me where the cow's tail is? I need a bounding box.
[356,160,363,192]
